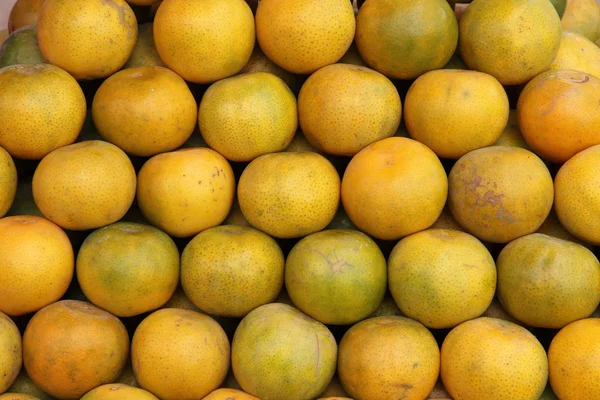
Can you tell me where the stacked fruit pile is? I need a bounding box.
[1,0,600,399]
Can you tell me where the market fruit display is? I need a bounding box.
[1,0,600,399]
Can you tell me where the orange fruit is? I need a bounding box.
[550,31,600,79]
[298,63,401,156]
[32,140,137,231]
[561,0,600,43]
[0,146,17,218]
[0,25,47,68]
[255,0,355,74]
[0,216,73,316]
[448,146,554,243]
[316,376,351,399]
[154,0,255,83]
[223,198,251,227]
[405,69,509,159]
[517,69,600,164]
[536,208,593,249]
[136,148,235,238]
[77,222,180,317]
[356,0,458,80]
[198,72,297,162]
[0,64,86,160]
[338,316,440,400]
[23,300,130,400]
[548,318,600,399]
[202,388,259,400]
[114,363,139,388]
[237,152,340,239]
[6,371,53,400]
[284,132,320,153]
[162,286,201,312]
[459,0,562,85]
[123,23,165,69]
[232,303,337,400]
[389,229,497,329]
[441,317,548,400]
[339,43,367,67]
[181,225,284,317]
[132,308,230,400]
[497,233,600,328]
[493,110,531,150]
[37,0,138,79]
[93,66,197,157]
[239,46,301,94]
[80,384,158,400]
[0,311,21,394]
[341,137,448,240]
[430,205,464,231]
[285,229,387,325]
[481,298,522,326]
[554,144,600,244]
[7,0,44,34]
[0,395,39,400]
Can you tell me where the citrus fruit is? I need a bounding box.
[0,64,86,160]
[76,222,179,317]
[285,229,386,325]
[430,205,464,231]
[405,69,509,159]
[0,311,21,394]
[554,144,600,244]
[7,0,44,34]
[0,216,73,316]
[548,318,600,399]
[0,146,16,218]
[93,66,197,157]
[181,225,284,317]
[448,146,554,243]
[338,316,440,400]
[317,377,350,399]
[356,0,458,80]
[389,229,497,329]
[0,395,39,400]
[255,0,355,74]
[6,371,53,400]
[199,72,297,162]
[459,0,562,85]
[123,23,165,69]
[237,152,340,239]
[536,209,593,249]
[239,46,301,94]
[550,0,567,17]
[80,384,158,400]
[441,317,548,400]
[37,0,138,79]
[517,70,600,163]
[153,0,255,83]
[202,389,259,400]
[136,148,235,238]
[0,25,46,68]
[284,132,320,153]
[550,31,600,78]
[497,233,600,328]
[493,110,531,150]
[32,140,137,231]
[561,0,600,43]
[341,137,448,240]
[298,63,401,156]
[131,308,230,400]
[232,303,337,400]
[23,300,129,400]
